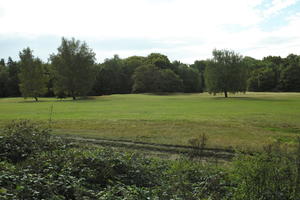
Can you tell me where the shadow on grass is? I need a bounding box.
[17,96,109,103]
[211,96,289,102]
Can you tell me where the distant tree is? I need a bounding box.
[132,64,161,93]
[191,60,207,91]
[121,56,146,93]
[132,64,183,93]
[146,53,173,70]
[158,69,183,92]
[0,64,9,97]
[279,62,300,92]
[18,48,48,101]
[205,49,247,97]
[263,55,283,66]
[43,63,55,97]
[6,57,21,97]
[51,38,96,100]
[176,64,202,93]
[93,55,123,95]
[0,58,5,66]
[248,67,277,91]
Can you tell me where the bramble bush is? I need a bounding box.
[1,120,300,199]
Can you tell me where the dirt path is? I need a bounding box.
[63,136,236,161]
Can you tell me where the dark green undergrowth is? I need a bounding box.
[1,120,300,199]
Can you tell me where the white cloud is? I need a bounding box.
[264,0,297,17]
[0,0,300,62]
[0,0,263,38]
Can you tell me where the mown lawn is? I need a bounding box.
[0,92,300,150]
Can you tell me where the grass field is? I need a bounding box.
[0,92,300,151]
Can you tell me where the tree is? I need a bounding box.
[121,56,146,93]
[176,63,202,93]
[93,55,123,95]
[205,49,247,97]
[132,64,161,93]
[6,57,21,97]
[190,60,207,91]
[18,48,48,101]
[0,64,9,97]
[0,58,5,66]
[146,53,173,70]
[158,69,183,92]
[279,62,300,92]
[51,38,96,100]
[132,64,183,93]
[247,67,277,91]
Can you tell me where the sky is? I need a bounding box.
[0,0,300,64]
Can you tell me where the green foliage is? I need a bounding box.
[188,133,208,159]
[2,120,300,199]
[146,53,172,70]
[0,120,63,163]
[232,142,300,200]
[51,37,96,100]
[248,67,277,91]
[18,48,48,101]
[176,64,202,93]
[205,49,247,97]
[279,62,300,92]
[132,64,183,93]
[0,120,232,200]
[6,57,21,97]
[158,69,183,92]
[0,65,9,97]
[132,64,161,93]
[93,55,125,95]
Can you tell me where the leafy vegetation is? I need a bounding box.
[50,37,96,100]
[205,49,247,98]
[18,48,48,101]
[1,120,300,199]
[1,38,300,100]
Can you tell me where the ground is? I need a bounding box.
[0,92,299,151]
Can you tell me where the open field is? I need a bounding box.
[0,92,300,151]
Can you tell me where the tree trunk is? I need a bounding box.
[34,97,38,101]
[224,90,228,98]
[72,96,76,100]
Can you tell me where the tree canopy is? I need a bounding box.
[205,49,247,97]
[18,48,48,101]
[51,38,96,100]
[0,39,300,99]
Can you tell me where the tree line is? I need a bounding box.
[0,37,299,100]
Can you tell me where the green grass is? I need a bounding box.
[1,92,300,150]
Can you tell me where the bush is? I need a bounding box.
[0,120,64,163]
[232,142,299,200]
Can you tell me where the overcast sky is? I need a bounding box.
[0,0,300,63]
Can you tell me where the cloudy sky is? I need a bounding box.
[0,0,300,63]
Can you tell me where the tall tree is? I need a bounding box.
[51,38,96,100]
[191,60,207,91]
[6,57,21,97]
[0,64,9,97]
[146,53,173,70]
[175,63,202,93]
[205,49,247,97]
[132,64,183,93]
[132,64,161,93]
[0,58,5,66]
[279,62,300,92]
[18,48,48,101]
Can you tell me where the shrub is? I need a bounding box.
[232,142,299,200]
[0,120,64,163]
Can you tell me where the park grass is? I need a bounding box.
[0,92,300,151]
